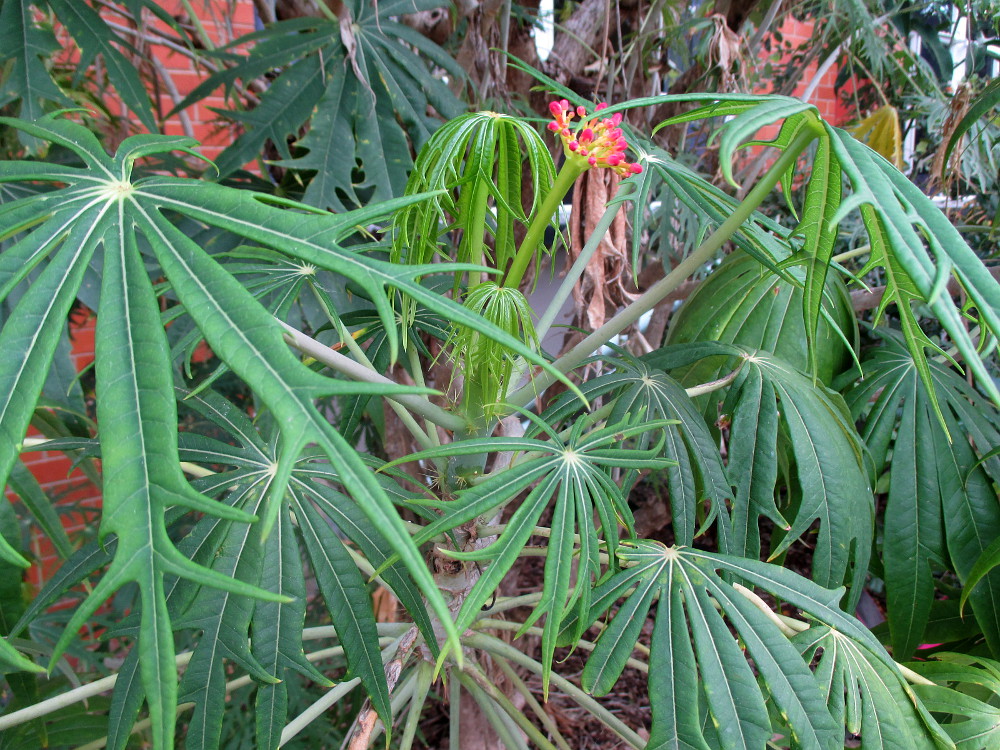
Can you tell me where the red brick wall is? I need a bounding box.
[147,1,258,161]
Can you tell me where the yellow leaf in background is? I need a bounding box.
[850,106,904,169]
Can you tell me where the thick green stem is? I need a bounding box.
[504,160,586,289]
[506,128,820,410]
[535,181,635,341]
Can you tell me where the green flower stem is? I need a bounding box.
[465,179,491,292]
[506,127,819,410]
[503,159,587,289]
[278,321,467,432]
[535,180,636,341]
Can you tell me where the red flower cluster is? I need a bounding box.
[547,100,643,176]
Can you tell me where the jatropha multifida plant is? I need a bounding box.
[1,66,999,750]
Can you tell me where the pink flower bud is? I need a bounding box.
[568,141,579,151]
[595,102,608,111]
[588,156,597,166]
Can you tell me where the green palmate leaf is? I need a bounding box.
[647,344,873,599]
[301,480,438,658]
[908,653,1000,749]
[843,332,1000,659]
[827,126,1000,412]
[203,1,463,207]
[0,0,69,125]
[175,432,316,747]
[53,209,276,748]
[0,114,537,740]
[664,250,857,388]
[178,386,438,737]
[605,92,1000,412]
[176,487,278,750]
[794,626,941,749]
[573,541,914,750]
[385,418,673,687]
[213,53,327,177]
[539,353,733,551]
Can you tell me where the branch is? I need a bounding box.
[278,320,468,432]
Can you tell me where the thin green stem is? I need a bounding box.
[477,619,649,673]
[458,664,559,750]
[494,658,574,750]
[178,0,215,50]
[465,633,647,749]
[408,346,442,450]
[506,127,820,410]
[535,182,635,341]
[278,320,467,432]
[307,282,438,450]
[831,244,871,263]
[504,160,586,289]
